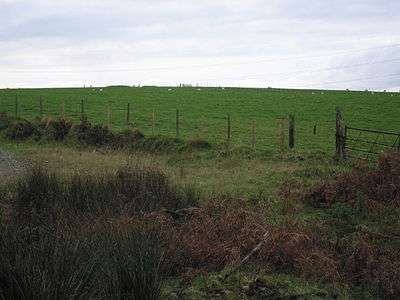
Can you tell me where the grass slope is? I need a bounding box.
[1,86,399,152]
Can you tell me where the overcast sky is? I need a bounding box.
[1,0,400,90]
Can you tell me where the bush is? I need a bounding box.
[0,113,11,131]
[83,124,114,146]
[3,120,38,140]
[113,128,144,148]
[68,117,91,143]
[133,136,184,153]
[43,118,73,141]
[185,138,211,150]
[69,118,114,146]
[68,118,145,149]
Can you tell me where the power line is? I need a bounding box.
[200,57,400,81]
[2,42,400,74]
[301,72,400,87]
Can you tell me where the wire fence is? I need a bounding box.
[0,94,339,153]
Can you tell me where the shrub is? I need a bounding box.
[185,138,211,150]
[113,128,144,148]
[0,113,11,131]
[83,124,114,146]
[133,136,184,153]
[68,118,145,149]
[69,119,114,146]
[44,118,73,141]
[3,120,38,140]
[68,117,92,144]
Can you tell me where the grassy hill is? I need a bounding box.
[1,86,399,153]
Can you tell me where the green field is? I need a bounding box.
[1,86,399,153]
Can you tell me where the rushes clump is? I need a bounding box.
[0,225,99,299]
[12,165,196,222]
[103,223,166,300]
[1,164,189,299]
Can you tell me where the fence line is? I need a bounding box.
[0,96,356,153]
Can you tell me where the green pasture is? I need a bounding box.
[1,86,399,153]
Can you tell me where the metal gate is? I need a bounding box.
[344,126,400,160]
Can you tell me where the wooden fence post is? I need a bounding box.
[152,108,155,135]
[61,100,65,119]
[397,135,400,152]
[288,114,295,149]
[343,125,348,159]
[126,103,130,125]
[107,102,111,128]
[176,109,180,138]
[80,99,85,120]
[15,95,18,117]
[335,107,345,159]
[227,114,231,145]
[277,117,285,154]
[251,120,256,149]
[39,96,43,118]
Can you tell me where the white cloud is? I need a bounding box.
[1,0,400,90]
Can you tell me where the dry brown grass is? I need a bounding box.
[306,152,400,208]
